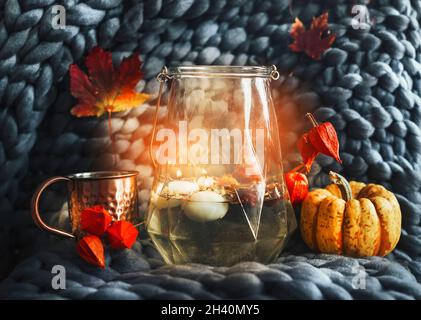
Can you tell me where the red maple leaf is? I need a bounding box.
[289,12,336,60]
[70,47,149,117]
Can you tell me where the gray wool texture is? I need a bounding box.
[0,0,421,299]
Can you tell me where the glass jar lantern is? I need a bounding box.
[147,65,296,266]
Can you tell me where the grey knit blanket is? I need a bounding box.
[0,0,421,299]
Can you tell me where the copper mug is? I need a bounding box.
[31,171,139,238]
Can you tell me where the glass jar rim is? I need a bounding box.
[167,65,274,78]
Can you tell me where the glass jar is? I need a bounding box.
[147,65,296,266]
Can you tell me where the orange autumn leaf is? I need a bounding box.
[70,47,149,117]
[289,12,336,60]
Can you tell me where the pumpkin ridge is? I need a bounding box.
[343,199,361,257]
[300,189,330,251]
[358,198,381,256]
[312,201,320,252]
[370,196,394,256]
[354,200,363,257]
[365,197,381,256]
[316,196,345,254]
[315,196,333,253]
[310,190,328,252]
[339,203,345,255]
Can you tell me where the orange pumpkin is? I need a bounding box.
[300,172,401,257]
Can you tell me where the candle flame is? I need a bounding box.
[176,169,182,178]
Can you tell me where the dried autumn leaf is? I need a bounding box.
[285,171,309,205]
[80,205,112,236]
[308,121,342,164]
[297,133,318,172]
[106,220,139,249]
[289,12,336,60]
[217,175,240,188]
[70,47,149,117]
[76,235,105,268]
[233,165,262,184]
[237,188,258,207]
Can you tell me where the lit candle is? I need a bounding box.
[182,191,228,222]
[197,169,215,189]
[151,185,182,209]
[153,170,199,209]
[167,169,199,195]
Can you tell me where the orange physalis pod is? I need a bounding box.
[76,235,105,268]
[297,133,319,172]
[106,220,139,249]
[80,205,112,236]
[306,113,342,164]
[285,171,309,205]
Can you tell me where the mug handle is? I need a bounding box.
[31,176,75,238]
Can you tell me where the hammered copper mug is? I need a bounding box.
[31,171,139,238]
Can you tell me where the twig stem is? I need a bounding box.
[107,109,116,167]
[306,113,319,127]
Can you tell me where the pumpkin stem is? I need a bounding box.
[328,171,352,201]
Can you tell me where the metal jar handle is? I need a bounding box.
[31,176,75,238]
[149,66,171,168]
